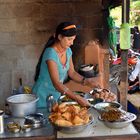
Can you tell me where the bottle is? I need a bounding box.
[18,78,23,94]
[46,94,55,113]
[0,110,4,134]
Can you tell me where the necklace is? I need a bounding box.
[55,47,65,58]
[54,46,66,68]
[57,52,64,58]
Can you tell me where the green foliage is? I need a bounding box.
[110,0,140,28]
[110,7,122,27]
[130,1,140,26]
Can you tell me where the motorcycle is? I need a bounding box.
[109,49,140,94]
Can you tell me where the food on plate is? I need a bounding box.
[101,108,124,121]
[60,95,73,102]
[49,103,91,127]
[55,119,73,126]
[7,122,21,133]
[59,92,85,102]
[73,115,84,125]
[92,88,116,102]
[62,112,71,121]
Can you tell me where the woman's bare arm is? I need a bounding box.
[68,57,101,88]
[46,59,90,106]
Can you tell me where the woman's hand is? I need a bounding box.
[75,94,90,107]
[65,90,90,107]
[84,76,101,88]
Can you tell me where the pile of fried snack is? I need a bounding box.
[49,103,91,127]
[101,107,124,122]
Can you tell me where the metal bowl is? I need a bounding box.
[88,98,104,105]
[59,92,100,104]
[93,102,122,113]
[59,91,85,102]
[99,112,137,129]
[53,115,94,134]
[24,113,46,128]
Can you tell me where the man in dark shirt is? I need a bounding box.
[133,26,140,50]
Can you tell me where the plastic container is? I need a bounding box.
[120,23,131,50]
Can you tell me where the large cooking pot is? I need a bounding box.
[6,94,39,117]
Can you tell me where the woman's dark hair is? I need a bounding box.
[34,22,77,81]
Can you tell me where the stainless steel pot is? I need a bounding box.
[6,94,39,117]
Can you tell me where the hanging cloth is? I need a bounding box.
[120,23,130,50]
[107,15,117,56]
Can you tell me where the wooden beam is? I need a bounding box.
[120,50,128,110]
[122,0,130,23]
[119,0,130,111]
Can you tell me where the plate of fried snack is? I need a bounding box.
[90,88,117,102]
[98,107,137,129]
[49,102,94,134]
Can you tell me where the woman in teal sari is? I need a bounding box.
[32,22,115,108]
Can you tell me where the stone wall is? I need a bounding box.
[0,0,109,108]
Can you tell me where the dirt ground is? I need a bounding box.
[133,117,140,139]
[127,93,140,136]
[116,86,140,136]
[128,93,140,140]
[133,115,140,133]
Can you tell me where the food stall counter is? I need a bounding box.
[1,107,139,140]
[0,108,56,140]
[57,109,139,140]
